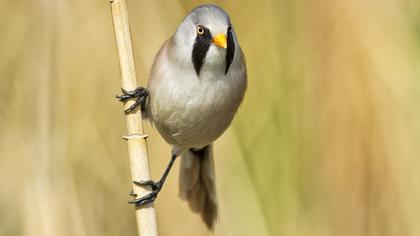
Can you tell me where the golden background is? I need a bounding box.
[1,0,420,235]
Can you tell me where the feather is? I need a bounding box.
[179,145,218,230]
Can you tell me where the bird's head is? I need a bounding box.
[170,5,237,77]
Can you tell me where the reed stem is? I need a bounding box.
[109,0,158,235]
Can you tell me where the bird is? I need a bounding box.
[116,4,247,230]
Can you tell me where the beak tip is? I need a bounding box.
[219,44,227,49]
[212,33,227,49]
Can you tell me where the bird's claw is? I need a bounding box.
[128,191,158,206]
[129,189,137,197]
[134,180,162,191]
[128,180,163,206]
[127,154,178,207]
[128,180,163,207]
[115,87,149,114]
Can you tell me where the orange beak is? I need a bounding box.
[212,33,227,49]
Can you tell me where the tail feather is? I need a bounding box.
[179,144,217,230]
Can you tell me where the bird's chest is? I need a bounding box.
[149,71,240,147]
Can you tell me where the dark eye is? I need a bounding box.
[197,25,205,35]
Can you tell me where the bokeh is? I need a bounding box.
[1,0,420,235]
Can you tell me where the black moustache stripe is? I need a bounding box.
[191,25,236,76]
[225,26,235,74]
[192,27,212,76]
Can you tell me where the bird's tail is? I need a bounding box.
[179,144,217,230]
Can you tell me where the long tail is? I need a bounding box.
[179,144,218,230]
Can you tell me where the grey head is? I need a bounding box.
[170,5,238,76]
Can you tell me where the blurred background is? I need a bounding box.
[1,0,420,235]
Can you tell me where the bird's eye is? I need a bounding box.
[196,26,205,35]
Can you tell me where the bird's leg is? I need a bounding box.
[129,154,179,207]
[116,87,149,114]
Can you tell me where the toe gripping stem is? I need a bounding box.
[116,87,148,114]
[128,154,178,207]
[128,180,163,206]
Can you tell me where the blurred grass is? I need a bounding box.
[1,0,420,235]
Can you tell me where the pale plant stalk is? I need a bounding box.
[109,0,158,235]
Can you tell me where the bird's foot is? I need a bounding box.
[116,87,148,114]
[128,154,178,206]
[128,180,162,207]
